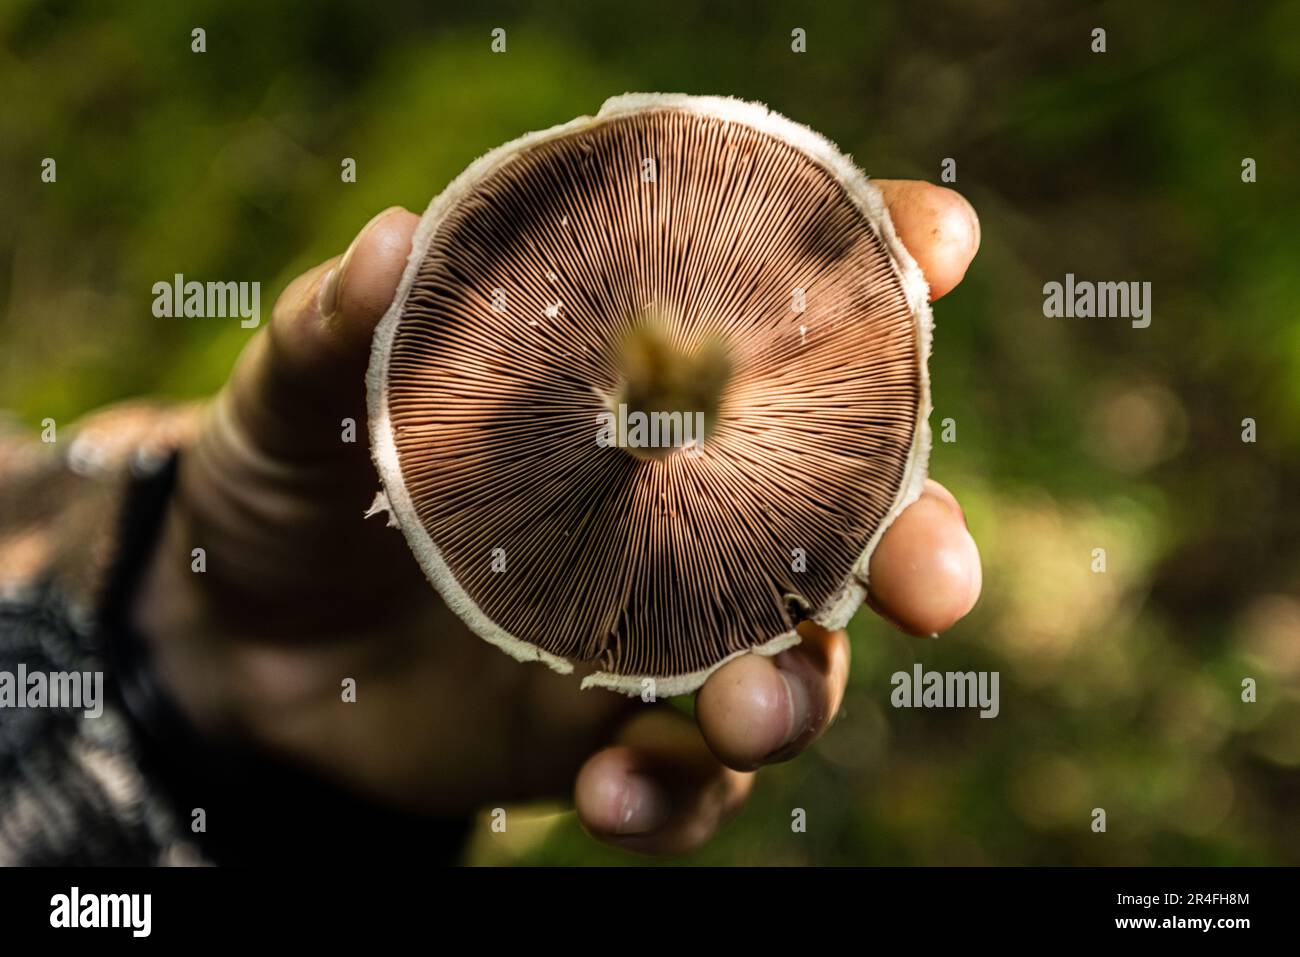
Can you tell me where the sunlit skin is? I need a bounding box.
[134,180,982,856]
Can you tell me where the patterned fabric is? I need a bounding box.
[0,402,207,865]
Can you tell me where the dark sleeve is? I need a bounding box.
[0,403,208,864]
[0,404,470,866]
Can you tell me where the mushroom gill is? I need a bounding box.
[367,94,933,695]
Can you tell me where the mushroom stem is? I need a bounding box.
[611,317,731,461]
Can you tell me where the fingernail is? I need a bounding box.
[318,206,401,323]
[615,774,672,835]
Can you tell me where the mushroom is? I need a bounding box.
[367,94,933,695]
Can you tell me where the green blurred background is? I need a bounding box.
[2,0,1298,864]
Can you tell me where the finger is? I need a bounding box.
[173,207,422,602]
[269,206,420,380]
[219,206,419,462]
[866,478,982,637]
[575,709,752,856]
[695,620,850,771]
[873,180,979,301]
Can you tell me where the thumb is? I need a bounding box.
[133,207,425,661]
[221,206,420,464]
[157,206,424,627]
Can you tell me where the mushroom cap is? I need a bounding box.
[367,94,933,695]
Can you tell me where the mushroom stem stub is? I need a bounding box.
[609,317,730,461]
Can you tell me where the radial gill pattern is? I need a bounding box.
[378,99,926,690]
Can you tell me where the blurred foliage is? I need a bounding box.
[2,0,1298,864]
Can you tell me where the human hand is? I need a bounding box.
[134,179,981,855]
